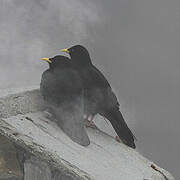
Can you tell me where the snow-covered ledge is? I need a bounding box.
[0,87,174,180]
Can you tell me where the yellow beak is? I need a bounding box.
[41,58,52,63]
[61,48,70,53]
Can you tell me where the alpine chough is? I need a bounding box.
[61,45,136,148]
[40,55,90,146]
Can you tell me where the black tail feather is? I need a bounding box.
[102,109,136,149]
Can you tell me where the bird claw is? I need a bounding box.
[84,114,95,128]
[86,120,95,128]
[115,136,121,143]
[87,115,93,121]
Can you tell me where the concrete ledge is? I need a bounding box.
[0,88,175,180]
[0,87,45,119]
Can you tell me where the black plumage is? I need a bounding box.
[62,45,136,149]
[40,55,90,146]
[40,56,82,105]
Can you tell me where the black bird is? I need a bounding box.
[61,45,136,148]
[40,55,90,146]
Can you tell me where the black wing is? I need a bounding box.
[40,68,83,106]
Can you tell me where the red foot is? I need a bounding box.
[88,115,94,122]
[86,120,95,128]
[115,136,121,142]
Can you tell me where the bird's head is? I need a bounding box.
[41,55,70,69]
[61,45,92,66]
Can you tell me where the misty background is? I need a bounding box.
[1,0,180,179]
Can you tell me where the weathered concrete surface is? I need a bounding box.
[0,88,175,180]
[0,87,40,180]
[24,156,80,180]
[24,156,51,180]
[0,86,45,119]
[0,136,23,180]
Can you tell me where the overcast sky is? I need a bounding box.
[1,0,180,179]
